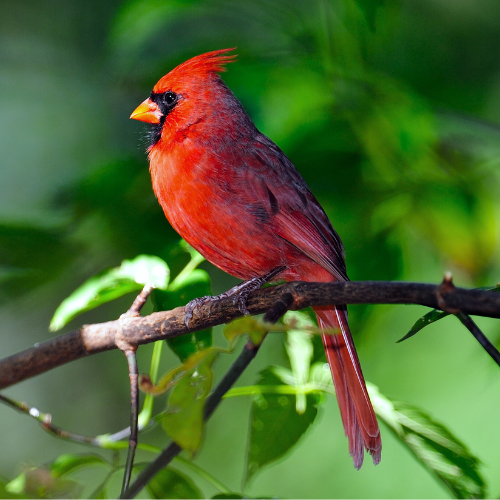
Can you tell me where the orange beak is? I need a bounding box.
[130,98,162,124]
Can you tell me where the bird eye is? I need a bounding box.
[163,92,177,107]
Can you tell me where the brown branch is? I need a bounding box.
[1,280,499,390]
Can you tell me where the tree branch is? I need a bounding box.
[1,280,499,390]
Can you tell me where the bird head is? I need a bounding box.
[130,48,238,150]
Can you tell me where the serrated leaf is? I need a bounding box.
[223,317,268,347]
[49,454,109,478]
[146,467,203,499]
[154,269,212,362]
[245,368,319,485]
[161,348,219,455]
[284,311,314,413]
[368,383,486,499]
[50,255,169,331]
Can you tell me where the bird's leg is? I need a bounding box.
[184,265,286,327]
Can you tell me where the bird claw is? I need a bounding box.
[183,266,286,328]
[184,296,212,328]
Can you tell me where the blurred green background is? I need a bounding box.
[1,0,500,497]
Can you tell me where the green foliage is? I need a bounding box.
[161,348,219,456]
[154,269,212,362]
[145,467,202,499]
[399,283,500,342]
[370,385,486,499]
[223,316,269,347]
[245,369,320,485]
[50,255,170,331]
[1,0,500,498]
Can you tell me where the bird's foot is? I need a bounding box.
[184,265,286,328]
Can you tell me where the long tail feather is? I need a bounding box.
[314,305,381,469]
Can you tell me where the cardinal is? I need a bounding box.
[130,48,381,468]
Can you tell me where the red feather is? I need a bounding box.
[131,48,382,468]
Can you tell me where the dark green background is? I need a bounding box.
[1,0,500,497]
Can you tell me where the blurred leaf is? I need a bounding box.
[0,476,22,499]
[369,384,486,499]
[161,348,219,455]
[110,0,199,59]
[154,268,212,362]
[223,317,269,347]
[0,222,75,302]
[245,368,320,485]
[284,311,314,413]
[50,255,169,331]
[212,495,244,499]
[146,467,203,499]
[6,467,80,499]
[49,454,109,478]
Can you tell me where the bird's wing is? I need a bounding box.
[237,133,348,282]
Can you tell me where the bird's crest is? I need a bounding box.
[153,48,236,93]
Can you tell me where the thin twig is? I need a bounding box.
[0,393,101,445]
[121,349,139,496]
[121,292,295,499]
[118,285,152,496]
[456,312,500,366]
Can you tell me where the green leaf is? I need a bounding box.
[223,317,269,347]
[146,467,203,499]
[6,467,81,499]
[284,311,314,413]
[212,495,244,499]
[369,383,486,499]
[245,368,319,485]
[399,284,500,342]
[398,309,449,342]
[50,255,169,331]
[161,348,219,455]
[49,454,109,478]
[154,268,212,362]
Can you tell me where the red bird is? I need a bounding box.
[131,49,381,468]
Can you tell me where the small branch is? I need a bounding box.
[121,291,295,499]
[456,312,500,366]
[118,286,151,496]
[128,283,154,315]
[121,349,139,496]
[1,280,500,390]
[0,393,100,445]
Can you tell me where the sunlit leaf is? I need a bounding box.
[0,476,21,499]
[245,368,320,485]
[161,348,219,455]
[369,383,486,499]
[154,268,212,362]
[146,467,203,499]
[50,255,169,331]
[284,311,314,413]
